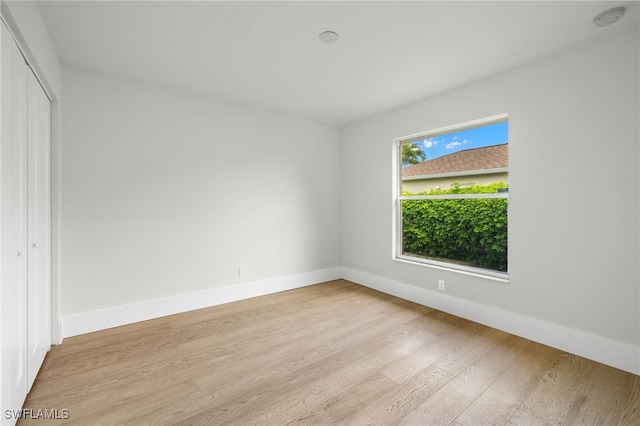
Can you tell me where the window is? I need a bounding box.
[394,114,509,279]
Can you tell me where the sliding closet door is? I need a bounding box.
[27,68,51,391]
[0,21,29,420]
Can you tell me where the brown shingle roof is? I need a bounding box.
[402,143,508,178]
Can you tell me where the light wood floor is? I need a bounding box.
[20,280,640,425]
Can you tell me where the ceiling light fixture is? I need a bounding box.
[319,31,339,44]
[594,7,625,27]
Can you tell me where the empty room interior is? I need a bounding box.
[1,1,639,425]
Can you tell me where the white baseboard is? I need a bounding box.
[60,265,639,375]
[342,267,640,376]
[61,267,342,339]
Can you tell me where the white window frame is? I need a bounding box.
[392,113,510,281]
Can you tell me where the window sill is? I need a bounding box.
[393,255,510,283]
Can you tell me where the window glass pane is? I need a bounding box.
[401,197,508,272]
[401,121,508,194]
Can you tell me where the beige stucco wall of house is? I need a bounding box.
[402,171,508,194]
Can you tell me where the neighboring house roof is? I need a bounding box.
[403,143,508,178]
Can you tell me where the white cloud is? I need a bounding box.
[422,138,439,149]
[445,139,468,149]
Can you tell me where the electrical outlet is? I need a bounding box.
[438,280,446,291]
[239,266,247,277]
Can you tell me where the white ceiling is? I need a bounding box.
[38,1,639,125]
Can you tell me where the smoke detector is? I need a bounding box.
[594,7,625,27]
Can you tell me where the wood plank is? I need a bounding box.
[456,336,561,426]
[506,408,553,425]
[619,375,640,425]
[380,318,489,384]
[399,333,520,426]
[284,372,398,425]
[518,352,600,424]
[349,364,455,425]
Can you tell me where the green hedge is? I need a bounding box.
[402,183,508,272]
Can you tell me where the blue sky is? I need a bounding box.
[416,120,508,161]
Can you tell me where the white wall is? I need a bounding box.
[61,68,341,318]
[341,28,639,370]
